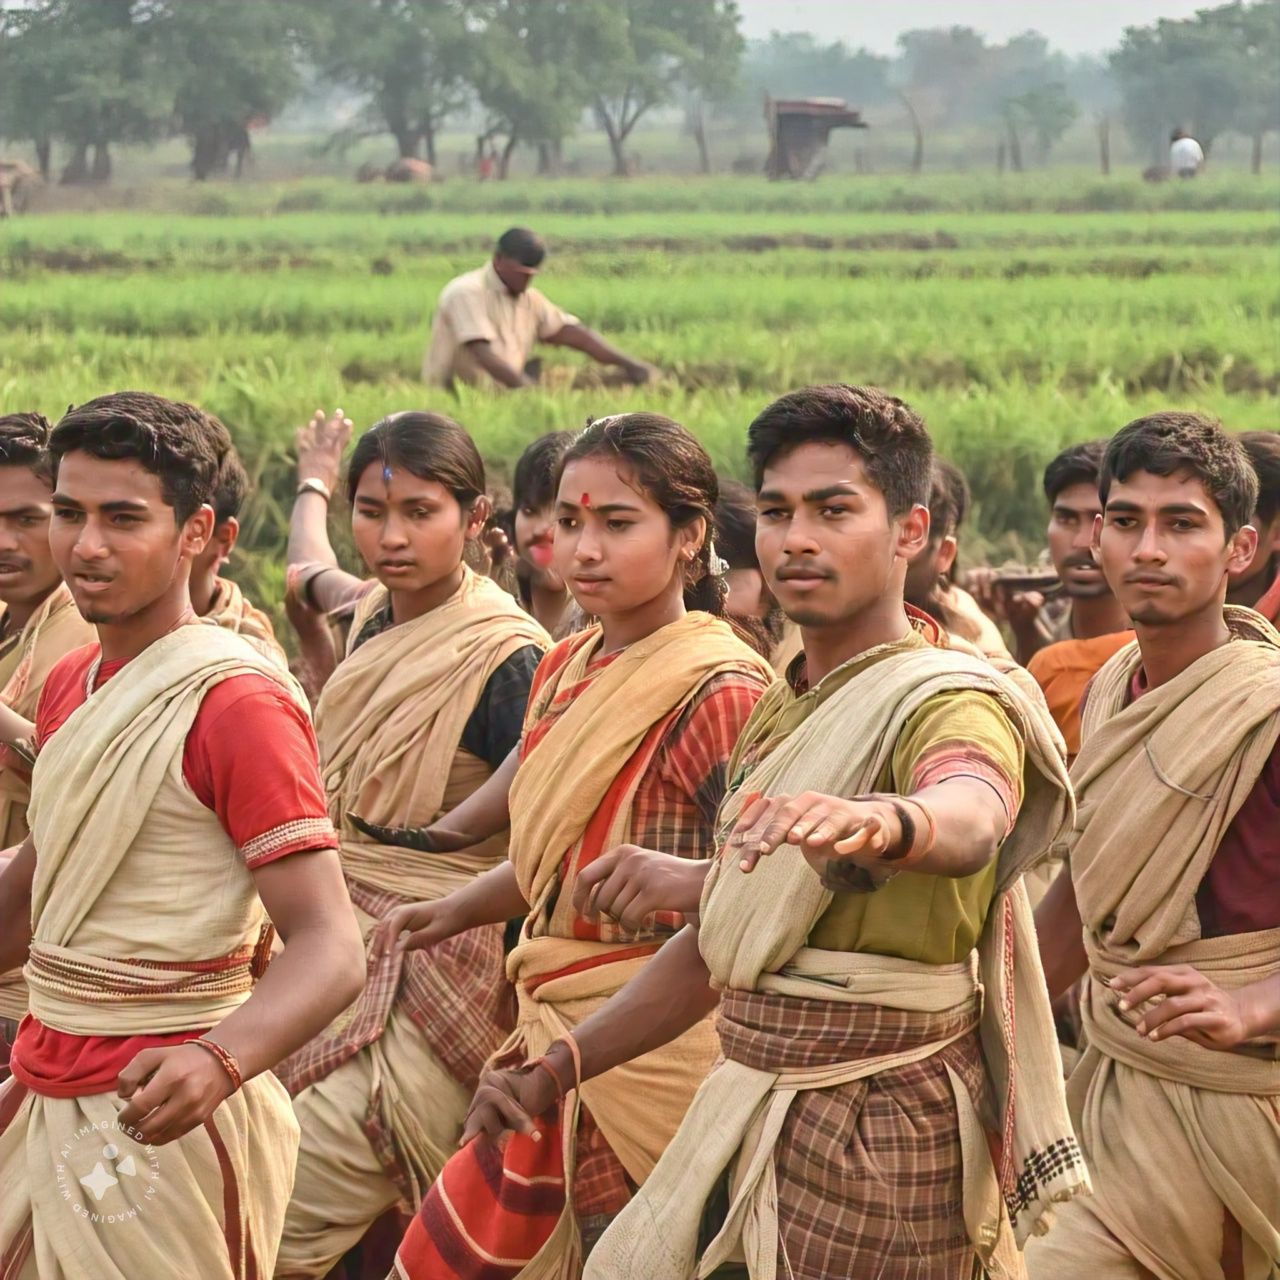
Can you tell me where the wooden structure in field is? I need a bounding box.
[764,97,867,180]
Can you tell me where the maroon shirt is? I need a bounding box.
[1129,666,1280,938]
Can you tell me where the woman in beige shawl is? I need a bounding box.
[275,411,549,1279]
[367,414,773,1279]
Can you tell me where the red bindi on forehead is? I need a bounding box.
[581,493,591,507]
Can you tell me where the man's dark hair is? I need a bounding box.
[496,226,545,269]
[212,447,249,526]
[747,384,932,516]
[0,412,54,486]
[1238,431,1280,526]
[1100,412,1258,536]
[513,431,574,512]
[1043,439,1107,506]
[49,391,230,523]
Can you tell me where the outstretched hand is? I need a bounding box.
[1110,964,1258,1052]
[728,791,902,874]
[295,408,353,491]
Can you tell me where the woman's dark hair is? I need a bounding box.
[747,384,932,516]
[1100,412,1257,537]
[716,477,786,652]
[559,413,726,616]
[0,412,54,486]
[49,391,229,523]
[513,431,575,513]
[346,411,485,512]
[714,479,760,572]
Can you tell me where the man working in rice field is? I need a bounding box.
[423,227,656,391]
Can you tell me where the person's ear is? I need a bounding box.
[935,534,959,579]
[677,514,707,565]
[896,503,930,563]
[1226,523,1260,578]
[466,495,492,540]
[215,516,239,559]
[183,505,215,560]
[1090,513,1103,561]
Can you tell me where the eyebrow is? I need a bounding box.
[756,483,859,504]
[1105,500,1208,517]
[0,505,48,518]
[556,500,640,515]
[354,491,439,504]
[50,495,150,513]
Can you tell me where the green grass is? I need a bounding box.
[2,171,1275,629]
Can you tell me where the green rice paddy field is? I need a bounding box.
[1,171,1276,615]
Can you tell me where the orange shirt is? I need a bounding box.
[1027,631,1135,758]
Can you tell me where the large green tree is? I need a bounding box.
[585,0,743,176]
[309,0,471,164]
[465,0,617,178]
[162,1,311,180]
[0,0,174,183]
[1111,1,1279,164]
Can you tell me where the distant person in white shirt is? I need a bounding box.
[422,226,655,390]
[1170,129,1205,178]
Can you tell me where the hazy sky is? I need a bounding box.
[736,1,1212,56]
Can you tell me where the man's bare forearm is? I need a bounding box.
[899,777,1009,879]
[551,323,643,371]
[213,849,365,1080]
[544,925,718,1085]
[467,340,531,388]
[1035,866,1088,1000]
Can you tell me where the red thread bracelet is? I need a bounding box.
[190,1037,244,1093]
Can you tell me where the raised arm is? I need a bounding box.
[547,323,654,386]
[288,408,367,615]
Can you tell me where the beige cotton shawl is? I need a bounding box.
[319,568,548,902]
[588,643,1090,1280]
[1065,608,1280,1276]
[500,613,773,1278]
[0,584,93,1024]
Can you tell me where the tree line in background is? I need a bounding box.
[0,0,1276,183]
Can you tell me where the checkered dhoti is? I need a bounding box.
[715,989,989,1280]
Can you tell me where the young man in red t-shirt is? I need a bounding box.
[0,392,365,1279]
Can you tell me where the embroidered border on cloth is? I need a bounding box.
[1008,1135,1087,1225]
[241,817,338,868]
